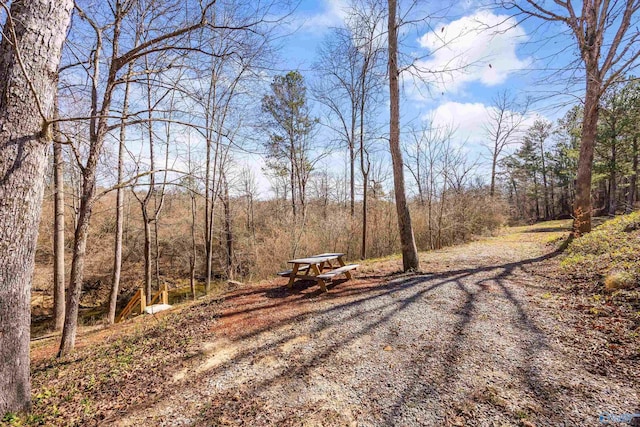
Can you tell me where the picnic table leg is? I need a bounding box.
[337,256,353,280]
[287,263,299,289]
[310,264,327,292]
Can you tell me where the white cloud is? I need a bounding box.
[299,0,348,34]
[410,11,530,96]
[425,102,489,146]
[422,101,539,150]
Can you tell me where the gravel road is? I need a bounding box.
[113,226,639,427]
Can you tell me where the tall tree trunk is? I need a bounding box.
[627,136,638,213]
[204,138,213,293]
[358,42,372,259]
[152,113,170,291]
[608,141,617,216]
[511,178,521,219]
[361,168,369,260]
[154,216,161,289]
[290,141,297,220]
[350,114,356,217]
[108,179,124,324]
[550,181,556,218]
[221,178,234,279]
[60,77,119,356]
[53,134,66,331]
[539,143,550,219]
[427,180,434,249]
[60,5,121,356]
[59,157,101,356]
[387,0,419,271]
[107,66,133,325]
[0,0,73,413]
[490,152,498,197]
[190,193,197,300]
[574,70,601,235]
[141,66,156,303]
[143,215,152,303]
[533,172,540,220]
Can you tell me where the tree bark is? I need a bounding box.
[221,177,234,280]
[107,65,133,324]
[608,140,617,216]
[533,171,540,220]
[204,135,213,293]
[0,0,73,413]
[53,134,66,331]
[574,72,601,235]
[387,0,419,271]
[190,193,197,300]
[290,142,297,220]
[490,153,498,197]
[627,136,638,213]
[59,159,100,356]
[361,161,369,260]
[350,118,355,217]
[141,64,156,304]
[539,140,550,219]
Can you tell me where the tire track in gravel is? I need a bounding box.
[113,224,640,427]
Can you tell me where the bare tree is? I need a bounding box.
[240,166,258,241]
[58,0,216,357]
[405,122,455,249]
[219,170,234,279]
[505,0,640,234]
[388,0,419,271]
[197,12,270,292]
[352,0,385,260]
[483,90,529,197]
[107,60,136,324]
[313,29,360,217]
[131,52,172,304]
[0,0,74,414]
[53,120,66,331]
[178,131,201,299]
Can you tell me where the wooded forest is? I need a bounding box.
[1,0,639,422]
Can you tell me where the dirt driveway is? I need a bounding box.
[107,223,639,426]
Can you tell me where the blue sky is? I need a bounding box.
[92,0,582,198]
[280,0,571,107]
[238,0,571,195]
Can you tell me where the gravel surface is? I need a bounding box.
[111,226,640,427]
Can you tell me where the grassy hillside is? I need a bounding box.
[561,211,640,292]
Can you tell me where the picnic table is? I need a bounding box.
[277,253,359,292]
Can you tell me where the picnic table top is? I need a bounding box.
[287,253,345,264]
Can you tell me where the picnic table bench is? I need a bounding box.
[277,252,359,292]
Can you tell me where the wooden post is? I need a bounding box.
[140,287,146,313]
[162,284,168,305]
